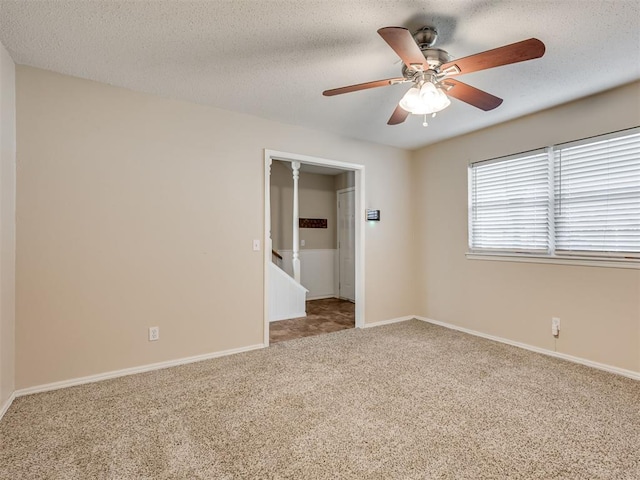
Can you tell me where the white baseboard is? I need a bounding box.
[10,314,639,401]
[362,315,415,329]
[415,316,640,381]
[15,343,265,397]
[0,392,16,421]
[306,295,336,301]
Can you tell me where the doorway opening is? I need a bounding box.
[263,150,364,346]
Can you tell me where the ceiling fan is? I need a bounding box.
[323,26,545,126]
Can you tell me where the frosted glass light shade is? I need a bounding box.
[398,86,422,113]
[399,82,451,115]
[419,82,450,112]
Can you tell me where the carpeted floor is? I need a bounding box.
[269,298,355,344]
[1,320,639,479]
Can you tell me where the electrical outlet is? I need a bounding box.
[551,317,560,337]
[149,326,160,341]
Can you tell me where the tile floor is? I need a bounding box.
[269,297,355,344]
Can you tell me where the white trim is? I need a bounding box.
[354,168,365,329]
[466,252,640,269]
[266,150,364,171]
[264,156,272,346]
[0,392,16,421]
[467,167,473,251]
[263,149,366,348]
[556,125,640,150]
[14,344,265,397]
[361,315,414,329]
[470,147,547,167]
[361,315,640,380]
[306,294,337,301]
[415,316,640,381]
[9,313,639,402]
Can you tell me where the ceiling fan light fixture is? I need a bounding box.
[324,27,545,126]
[398,86,422,113]
[419,81,451,111]
[399,81,451,115]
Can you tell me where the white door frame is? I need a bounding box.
[336,187,355,301]
[263,149,365,346]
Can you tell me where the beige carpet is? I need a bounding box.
[1,320,639,479]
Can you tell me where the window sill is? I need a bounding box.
[465,252,640,270]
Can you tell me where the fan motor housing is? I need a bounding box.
[402,48,451,78]
[413,26,438,48]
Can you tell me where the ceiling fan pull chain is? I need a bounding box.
[422,114,428,127]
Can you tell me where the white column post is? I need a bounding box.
[267,159,272,257]
[291,161,301,283]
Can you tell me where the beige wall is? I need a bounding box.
[412,81,640,373]
[13,65,638,390]
[0,43,16,407]
[15,66,417,389]
[270,161,337,251]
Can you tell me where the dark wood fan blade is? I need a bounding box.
[443,79,503,111]
[378,27,426,69]
[441,38,545,76]
[388,104,410,125]
[323,77,405,96]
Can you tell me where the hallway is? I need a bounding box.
[269,298,355,344]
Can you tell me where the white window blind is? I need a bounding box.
[469,151,549,252]
[468,127,640,262]
[554,131,640,257]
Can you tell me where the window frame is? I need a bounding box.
[467,127,640,269]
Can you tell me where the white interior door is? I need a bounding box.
[337,188,355,302]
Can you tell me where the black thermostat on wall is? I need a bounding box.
[366,209,380,221]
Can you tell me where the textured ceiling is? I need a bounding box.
[1,1,639,150]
